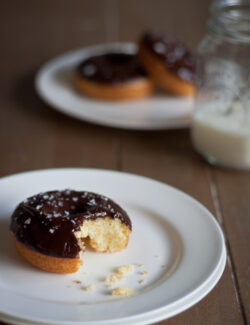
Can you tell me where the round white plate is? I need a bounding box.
[35,43,194,130]
[0,168,226,325]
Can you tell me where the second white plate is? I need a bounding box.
[35,43,194,130]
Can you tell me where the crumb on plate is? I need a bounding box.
[85,284,96,292]
[115,264,135,275]
[111,286,134,296]
[105,273,123,286]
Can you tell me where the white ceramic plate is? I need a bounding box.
[35,43,194,130]
[0,168,226,325]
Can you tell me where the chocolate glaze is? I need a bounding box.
[141,31,196,82]
[10,190,131,258]
[77,53,147,84]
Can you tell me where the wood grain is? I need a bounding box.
[0,0,119,178]
[212,169,250,324]
[119,0,211,49]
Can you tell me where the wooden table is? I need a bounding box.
[0,1,249,324]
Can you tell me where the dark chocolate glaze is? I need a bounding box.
[77,53,147,84]
[141,31,196,82]
[10,190,131,258]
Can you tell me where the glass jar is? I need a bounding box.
[191,0,250,169]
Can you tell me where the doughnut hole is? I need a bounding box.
[74,217,131,253]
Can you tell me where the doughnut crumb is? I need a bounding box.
[73,280,82,284]
[85,284,96,292]
[115,264,135,275]
[105,273,124,287]
[111,286,134,296]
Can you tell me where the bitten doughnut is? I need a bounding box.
[138,31,195,96]
[75,52,154,100]
[10,190,132,274]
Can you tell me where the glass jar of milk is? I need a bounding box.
[191,0,250,169]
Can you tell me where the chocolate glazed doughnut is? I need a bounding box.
[75,52,154,100]
[10,190,132,273]
[138,31,196,96]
